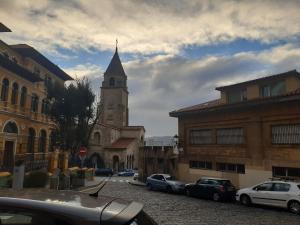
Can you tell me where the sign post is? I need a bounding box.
[79,147,87,168]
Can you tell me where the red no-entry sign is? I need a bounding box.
[79,147,87,157]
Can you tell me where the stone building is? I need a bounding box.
[170,70,300,188]
[0,27,72,171]
[138,137,179,182]
[88,47,144,172]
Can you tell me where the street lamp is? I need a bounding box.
[173,134,183,154]
[173,135,179,155]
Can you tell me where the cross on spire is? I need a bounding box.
[116,38,118,51]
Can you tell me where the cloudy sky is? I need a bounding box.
[1,0,300,136]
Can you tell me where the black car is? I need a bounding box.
[185,177,236,201]
[0,189,157,225]
[95,168,113,176]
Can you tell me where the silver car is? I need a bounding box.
[146,174,185,193]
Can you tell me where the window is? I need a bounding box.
[31,94,39,112]
[41,99,49,114]
[27,128,35,153]
[109,77,115,87]
[260,85,271,97]
[273,166,300,178]
[217,128,244,144]
[190,129,213,144]
[3,121,18,134]
[227,89,247,103]
[189,161,212,170]
[20,87,27,107]
[11,82,19,104]
[94,132,101,144]
[38,130,47,152]
[254,183,273,191]
[0,209,71,225]
[272,124,300,144]
[1,78,9,101]
[273,183,290,192]
[216,163,245,174]
[260,81,286,97]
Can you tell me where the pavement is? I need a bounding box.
[91,176,300,225]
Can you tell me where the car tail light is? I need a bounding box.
[219,185,225,192]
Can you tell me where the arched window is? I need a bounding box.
[3,121,18,134]
[20,87,27,108]
[49,131,57,152]
[94,132,101,144]
[11,82,19,105]
[1,78,9,101]
[27,128,35,153]
[41,99,48,114]
[109,77,115,87]
[31,94,39,112]
[38,130,47,152]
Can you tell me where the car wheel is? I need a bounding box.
[212,192,220,202]
[166,185,173,193]
[288,201,300,214]
[186,189,191,197]
[240,194,251,206]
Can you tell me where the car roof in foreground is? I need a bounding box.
[0,189,143,225]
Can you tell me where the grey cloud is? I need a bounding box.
[1,0,300,55]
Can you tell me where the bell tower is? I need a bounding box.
[100,44,128,127]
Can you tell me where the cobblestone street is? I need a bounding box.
[97,177,300,225]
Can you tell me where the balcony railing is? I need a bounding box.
[0,100,54,124]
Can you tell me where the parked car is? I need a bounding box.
[133,172,139,180]
[0,189,157,225]
[236,180,300,214]
[95,168,113,176]
[118,169,135,177]
[146,174,185,193]
[185,177,236,201]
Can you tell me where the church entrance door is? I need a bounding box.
[113,155,119,172]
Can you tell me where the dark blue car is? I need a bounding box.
[95,168,113,176]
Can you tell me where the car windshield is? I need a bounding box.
[165,176,173,181]
[216,180,233,186]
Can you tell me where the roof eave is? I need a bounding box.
[170,94,300,117]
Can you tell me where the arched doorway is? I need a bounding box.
[90,153,104,169]
[113,155,119,172]
[3,121,18,170]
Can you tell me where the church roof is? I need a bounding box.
[108,138,135,149]
[104,47,126,77]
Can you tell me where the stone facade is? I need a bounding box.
[170,70,300,188]
[0,32,72,172]
[88,47,144,172]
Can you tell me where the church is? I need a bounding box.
[88,46,145,172]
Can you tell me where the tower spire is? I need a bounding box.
[116,38,118,52]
